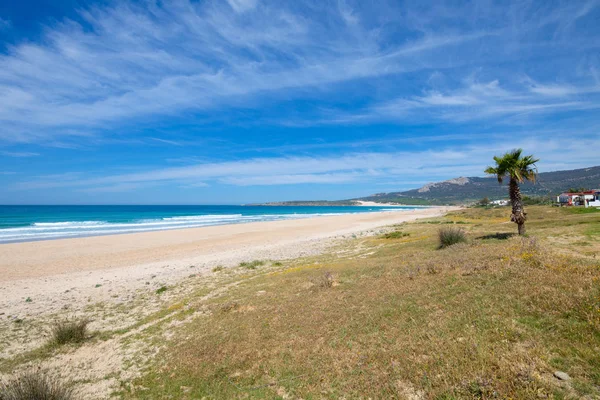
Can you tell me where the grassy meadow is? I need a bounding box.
[2,205,600,399]
[118,206,600,399]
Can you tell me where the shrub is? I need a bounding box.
[156,286,168,294]
[51,319,89,345]
[438,227,467,248]
[0,371,73,400]
[212,265,224,273]
[239,260,265,270]
[313,272,335,289]
[382,231,410,239]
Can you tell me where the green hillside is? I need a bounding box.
[357,166,600,205]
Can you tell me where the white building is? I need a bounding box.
[589,190,600,208]
[557,190,600,207]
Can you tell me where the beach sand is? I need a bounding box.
[0,207,454,317]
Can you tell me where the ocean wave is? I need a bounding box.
[161,214,242,221]
[33,221,107,227]
[0,209,408,243]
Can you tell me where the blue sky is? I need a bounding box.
[0,0,599,204]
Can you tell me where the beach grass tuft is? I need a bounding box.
[155,286,168,295]
[239,260,266,270]
[382,230,410,239]
[0,371,74,400]
[438,226,467,248]
[313,271,335,289]
[51,319,89,345]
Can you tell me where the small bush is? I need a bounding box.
[52,319,89,345]
[438,227,467,248]
[239,260,265,270]
[0,371,74,400]
[220,302,239,313]
[313,272,335,289]
[382,231,410,239]
[212,265,224,273]
[156,286,168,295]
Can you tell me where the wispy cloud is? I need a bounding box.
[2,0,596,144]
[332,77,600,124]
[1,0,599,203]
[227,0,258,13]
[78,183,153,193]
[149,137,183,146]
[12,134,600,192]
[1,151,40,157]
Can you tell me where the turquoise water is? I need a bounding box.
[0,205,420,243]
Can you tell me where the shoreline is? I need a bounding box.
[0,207,455,328]
[0,204,427,245]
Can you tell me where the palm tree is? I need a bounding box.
[484,149,539,235]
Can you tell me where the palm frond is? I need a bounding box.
[486,149,539,184]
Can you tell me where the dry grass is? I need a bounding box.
[3,206,597,399]
[239,260,266,270]
[0,371,73,400]
[51,320,89,346]
[438,226,467,248]
[382,230,411,239]
[112,206,600,399]
[312,271,335,289]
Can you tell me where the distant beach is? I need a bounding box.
[0,207,454,322]
[0,204,423,244]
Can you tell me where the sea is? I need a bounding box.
[0,205,421,244]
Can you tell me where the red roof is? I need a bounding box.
[562,191,595,195]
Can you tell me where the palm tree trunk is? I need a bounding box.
[509,178,527,235]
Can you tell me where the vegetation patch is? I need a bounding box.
[115,206,600,399]
[239,260,266,270]
[381,230,410,239]
[0,371,74,400]
[51,319,90,345]
[564,207,600,215]
[311,271,335,289]
[155,286,168,295]
[438,226,467,248]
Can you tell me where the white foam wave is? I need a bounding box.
[33,221,107,227]
[0,210,412,243]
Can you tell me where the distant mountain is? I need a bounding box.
[356,166,600,205]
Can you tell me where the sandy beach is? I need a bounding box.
[1,207,453,318]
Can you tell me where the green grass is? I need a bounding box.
[438,226,467,248]
[239,260,266,269]
[117,206,600,399]
[381,230,410,239]
[155,286,168,295]
[51,319,89,345]
[563,207,600,214]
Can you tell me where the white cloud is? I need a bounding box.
[11,134,600,192]
[1,151,40,157]
[4,0,592,143]
[180,182,209,188]
[221,172,364,186]
[227,0,258,13]
[78,183,153,193]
